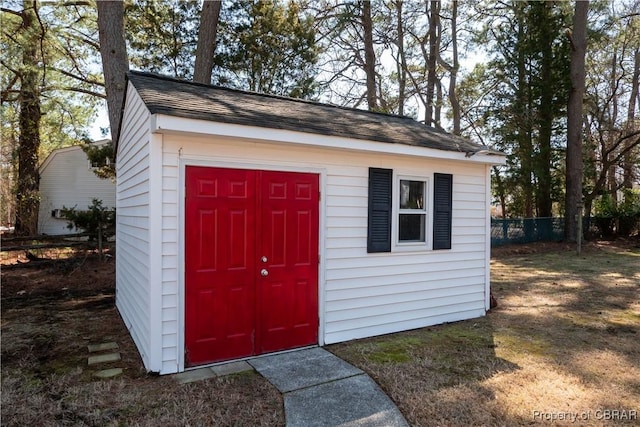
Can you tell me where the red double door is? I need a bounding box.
[185,166,319,366]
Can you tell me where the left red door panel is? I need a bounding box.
[185,166,256,365]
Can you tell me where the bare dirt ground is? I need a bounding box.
[2,239,638,426]
[1,248,284,426]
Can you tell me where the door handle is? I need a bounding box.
[261,269,269,277]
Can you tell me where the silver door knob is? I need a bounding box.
[261,256,268,263]
[261,269,269,277]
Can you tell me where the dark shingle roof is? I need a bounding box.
[126,71,494,155]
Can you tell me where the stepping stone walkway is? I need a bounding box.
[87,341,123,378]
[249,348,409,427]
[171,347,409,426]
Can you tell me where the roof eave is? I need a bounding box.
[151,113,507,165]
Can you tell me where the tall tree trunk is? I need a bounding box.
[565,0,589,242]
[536,1,554,218]
[395,0,406,116]
[193,0,222,84]
[515,8,534,218]
[435,77,442,125]
[608,51,619,202]
[434,1,460,133]
[623,47,639,189]
[493,166,508,218]
[97,0,129,143]
[425,0,439,126]
[14,0,42,236]
[448,0,460,135]
[362,0,377,110]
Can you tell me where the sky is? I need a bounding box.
[87,45,488,142]
[89,102,110,141]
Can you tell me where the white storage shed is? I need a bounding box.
[116,71,505,374]
[38,140,115,235]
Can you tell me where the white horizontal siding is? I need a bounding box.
[38,145,116,235]
[325,305,486,344]
[155,134,491,372]
[115,83,152,372]
[329,276,483,300]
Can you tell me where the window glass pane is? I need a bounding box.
[400,180,425,209]
[399,214,425,241]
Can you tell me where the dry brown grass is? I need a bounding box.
[329,241,640,426]
[1,252,284,426]
[2,242,638,426]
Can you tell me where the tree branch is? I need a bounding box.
[58,87,106,99]
[49,66,104,87]
[0,58,21,77]
[60,1,92,6]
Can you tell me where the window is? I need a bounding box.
[88,157,110,169]
[398,179,426,242]
[368,168,453,253]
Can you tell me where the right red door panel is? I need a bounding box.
[257,171,320,353]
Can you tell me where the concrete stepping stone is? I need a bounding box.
[173,360,254,384]
[88,352,121,365]
[284,374,409,427]
[93,368,123,379]
[248,347,363,393]
[88,342,119,353]
[210,360,253,376]
[173,367,217,384]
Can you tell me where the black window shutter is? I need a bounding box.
[433,173,453,250]
[367,168,392,253]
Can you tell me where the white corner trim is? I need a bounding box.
[151,114,506,165]
[148,133,164,372]
[485,164,492,311]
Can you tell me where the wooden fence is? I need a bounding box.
[1,233,91,252]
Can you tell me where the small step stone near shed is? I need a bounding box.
[87,341,123,379]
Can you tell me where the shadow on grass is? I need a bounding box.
[492,248,640,407]
[328,246,640,426]
[328,317,522,426]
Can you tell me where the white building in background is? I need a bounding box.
[38,139,115,235]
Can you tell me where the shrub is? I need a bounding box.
[62,199,115,242]
[593,190,640,238]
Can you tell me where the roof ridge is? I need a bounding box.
[127,70,416,122]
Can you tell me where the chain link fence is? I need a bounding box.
[491,216,640,246]
[491,217,564,246]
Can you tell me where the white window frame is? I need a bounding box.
[88,157,110,170]
[392,174,430,252]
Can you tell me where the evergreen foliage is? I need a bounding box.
[214,0,319,98]
[82,141,115,181]
[2,0,638,239]
[125,0,200,79]
[62,198,116,241]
